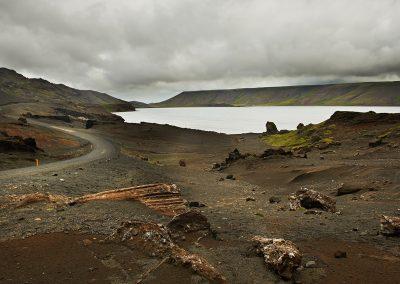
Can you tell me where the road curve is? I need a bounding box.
[0,119,118,179]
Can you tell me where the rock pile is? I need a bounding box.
[109,220,226,283]
[380,215,400,236]
[289,188,336,212]
[252,236,302,280]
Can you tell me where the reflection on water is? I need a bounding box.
[116,106,400,134]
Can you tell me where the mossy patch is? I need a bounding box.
[262,131,310,148]
[261,123,338,149]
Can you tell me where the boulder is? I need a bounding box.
[297,123,305,130]
[337,183,365,196]
[226,174,235,180]
[380,215,400,236]
[17,117,27,124]
[269,196,281,203]
[289,188,336,212]
[188,201,206,208]
[85,119,95,129]
[225,148,245,164]
[261,148,293,158]
[0,136,38,152]
[369,138,384,147]
[266,121,278,135]
[252,236,302,280]
[167,211,211,233]
[334,250,347,258]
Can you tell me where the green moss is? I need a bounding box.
[262,131,310,148]
[321,137,334,144]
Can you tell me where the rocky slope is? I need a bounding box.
[0,68,134,120]
[153,81,400,107]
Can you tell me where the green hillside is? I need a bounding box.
[152,81,400,107]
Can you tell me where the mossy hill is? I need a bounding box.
[152,81,400,107]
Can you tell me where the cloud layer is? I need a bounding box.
[0,0,399,102]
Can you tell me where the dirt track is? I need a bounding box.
[1,118,117,179]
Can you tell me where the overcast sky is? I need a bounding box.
[0,0,399,102]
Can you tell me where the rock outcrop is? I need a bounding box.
[266,121,278,135]
[289,188,336,212]
[380,215,400,236]
[252,236,302,280]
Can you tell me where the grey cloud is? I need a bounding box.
[0,0,399,102]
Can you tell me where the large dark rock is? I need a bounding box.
[0,136,38,152]
[369,138,384,147]
[261,148,293,158]
[167,211,211,233]
[266,121,278,135]
[85,119,95,129]
[289,188,336,212]
[297,123,304,130]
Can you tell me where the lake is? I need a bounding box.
[116,106,400,134]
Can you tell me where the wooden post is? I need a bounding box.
[35,159,39,167]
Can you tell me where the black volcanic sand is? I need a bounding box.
[1,114,400,283]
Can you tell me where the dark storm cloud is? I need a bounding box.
[0,0,399,102]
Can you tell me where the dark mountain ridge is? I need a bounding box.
[0,68,134,120]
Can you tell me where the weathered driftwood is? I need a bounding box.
[380,215,400,236]
[289,188,336,212]
[109,220,226,283]
[0,183,188,216]
[70,183,188,216]
[0,192,69,208]
[252,236,302,280]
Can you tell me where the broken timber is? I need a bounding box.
[0,183,188,216]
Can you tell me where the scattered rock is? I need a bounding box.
[246,197,256,202]
[269,196,281,204]
[225,148,246,164]
[266,121,278,135]
[369,138,384,147]
[212,163,221,169]
[252,236,302,280]
[289,188,336,212]
[82,239,93,246]
[260,148,293,158]
[380,215,400,236]
[226,174,235,180]
[188,201,206,208]
[85,119,95,129]
[304,210,322,215]
[334,250,347,258]
[17,117,27,124]
[167,211,211,233]
[305,260,316,268]
[179,159,186,167]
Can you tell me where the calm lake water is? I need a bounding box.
[116,106,400,134]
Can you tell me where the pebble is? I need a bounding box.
[334,250,347,258]
[305,260,316,268]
